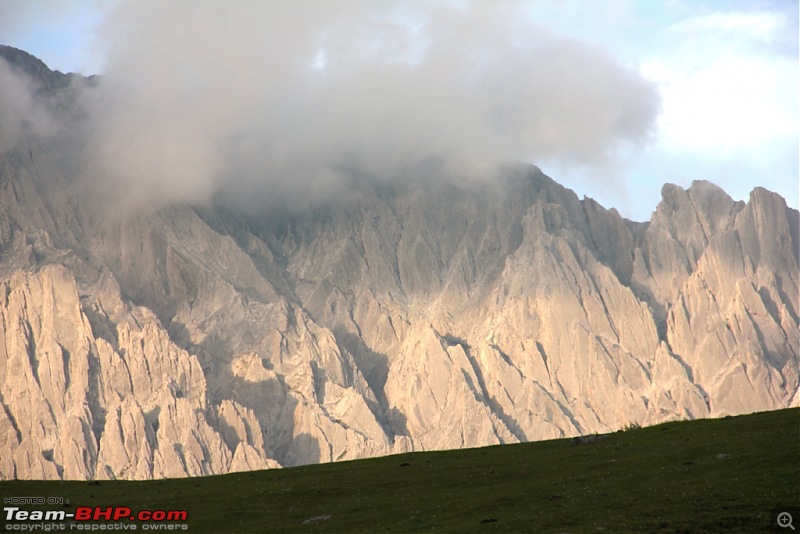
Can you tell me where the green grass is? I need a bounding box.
[3,408,798,533]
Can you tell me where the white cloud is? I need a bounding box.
[67,0,660,209]
[668,11,788,43]
[644,54,797,152]
[0,57,59,153]
[642,6,798,155]
[4,0,796,219]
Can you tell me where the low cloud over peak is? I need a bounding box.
[5,1,661,209]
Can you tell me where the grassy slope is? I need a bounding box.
[2,408,798,533]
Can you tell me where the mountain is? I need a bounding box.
[1,45,797,480]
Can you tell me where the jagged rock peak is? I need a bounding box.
[0,46,796,481]
[0,44,75,92]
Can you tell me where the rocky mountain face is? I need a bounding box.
[1,46,797,480]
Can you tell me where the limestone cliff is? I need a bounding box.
[1,46,797,480]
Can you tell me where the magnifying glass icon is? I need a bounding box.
[778,512,795,530]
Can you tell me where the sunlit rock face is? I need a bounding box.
[1,46,797,480]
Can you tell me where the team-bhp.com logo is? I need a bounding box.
[73,508,187,522]
[4,501,189,531]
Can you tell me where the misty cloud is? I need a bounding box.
[0,56,59,154]
[57,2,661,207]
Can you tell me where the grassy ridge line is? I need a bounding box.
[2,408,798,533]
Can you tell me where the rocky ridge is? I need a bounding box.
[0,46,797,479]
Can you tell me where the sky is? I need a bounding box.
[0,0,797,221]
